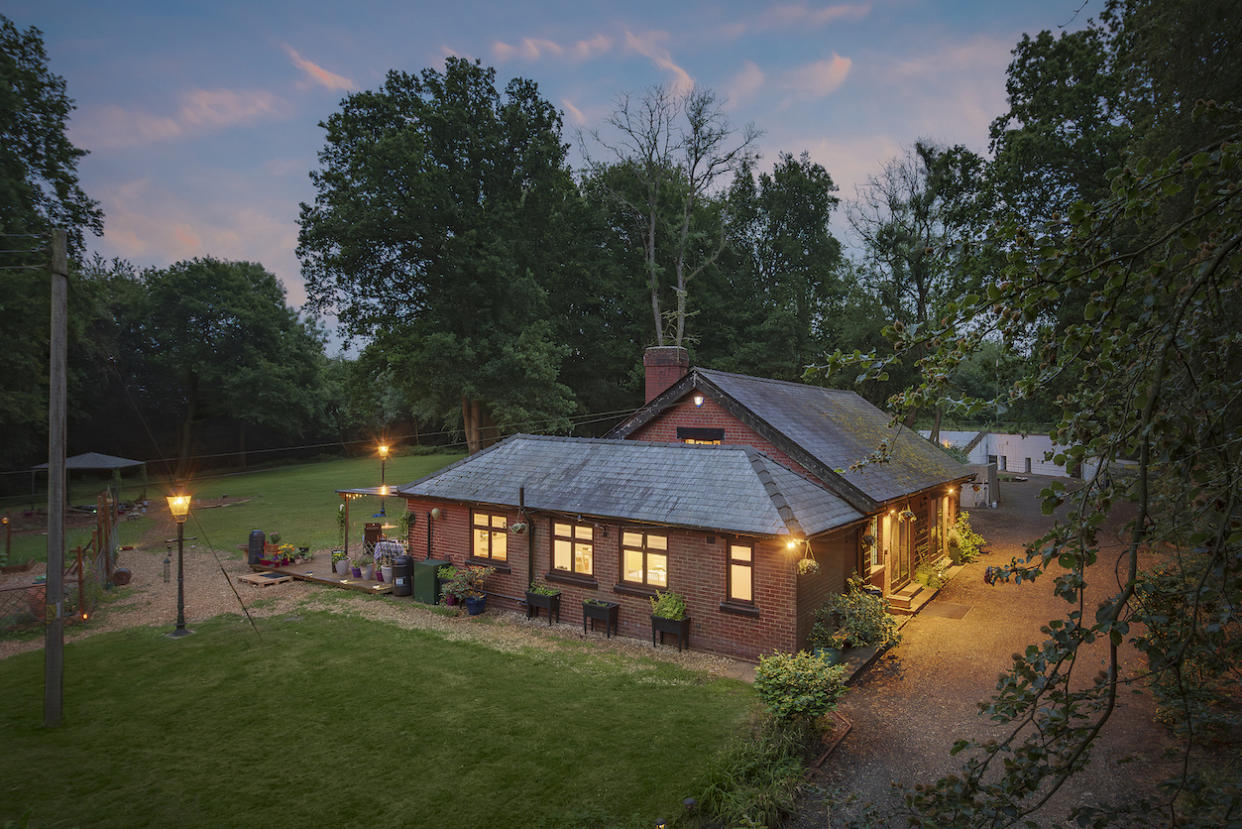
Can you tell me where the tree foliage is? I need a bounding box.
[298,58,575,452]
[138,259,325,475]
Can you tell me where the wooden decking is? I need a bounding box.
[247,561,393,594]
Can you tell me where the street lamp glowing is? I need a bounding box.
[166,494,191,523]
[165,491,192,637]
[378,444,390,460]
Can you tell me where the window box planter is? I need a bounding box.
[582,600,619,638]
[651,614,691,651]
[524,591,560,625]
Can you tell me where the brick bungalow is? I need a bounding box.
[396,347,971,660]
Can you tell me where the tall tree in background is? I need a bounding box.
[298,59,576,453]
[718,152,844,378]
[588,85,757,347]
[0,14,104,468]
[139,259,324,476]
[847,141,990,440]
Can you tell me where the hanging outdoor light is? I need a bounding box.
[165,492,192,638]
[692,393,705,407]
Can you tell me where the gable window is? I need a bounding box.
[471,511,507,562]
[727,541,753,603]
[677,426,724,445]
[621,530,668,588]
[552,521,593,576]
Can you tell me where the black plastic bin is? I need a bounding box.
[391,555,413,597]
[247,530,265,565]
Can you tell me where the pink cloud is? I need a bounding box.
[493,33,612,62]
[624,30,694,96]
[74,88,288,150]
[283,44,355,91]
[716,3,870,40]
[179,89,284,127]
[726,60,765,109]
[561,98,588,126]
[785,53,853,98]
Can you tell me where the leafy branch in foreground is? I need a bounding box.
[815,105,1242,826]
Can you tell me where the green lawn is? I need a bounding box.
[0,612,754,828]
[3,452,463,565]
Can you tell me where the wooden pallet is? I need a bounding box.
[238,572,293,588]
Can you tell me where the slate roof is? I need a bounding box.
[703,369,970,503]
[609,368,970,507]
[397,434,862,538]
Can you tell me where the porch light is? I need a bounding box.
[948,487,956,494]
[785,538,799,550]
[692,394,704,407]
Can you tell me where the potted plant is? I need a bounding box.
[332,550,349,576]
[582,597,619,637]
[649,589,691,651]
[355,556,374,581]
[377,549,394,583]
[437,565,461,606]
[524,581,561,625]
[462,565,495,615]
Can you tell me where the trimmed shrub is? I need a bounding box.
[947,510,986,563]
[809,575,901,650]
[754,650,847,722]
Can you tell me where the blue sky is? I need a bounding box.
[14,1,1087,344]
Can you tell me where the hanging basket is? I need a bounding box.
[797,556,820,576]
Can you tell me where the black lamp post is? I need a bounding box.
[166,493,191,637]
[378,443,390,517]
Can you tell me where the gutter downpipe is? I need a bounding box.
[521,486,534,587]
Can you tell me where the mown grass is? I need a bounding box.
[3,452,463,565]
[0,612,753,828]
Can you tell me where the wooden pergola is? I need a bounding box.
[334,485,394,560]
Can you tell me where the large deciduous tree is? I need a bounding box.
[139,259,324,476]
[716,152,844,378]
[588,85,757,348]
[0,14,104,468]
[297,58,576,453]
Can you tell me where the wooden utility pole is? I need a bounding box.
[45,228,67,727]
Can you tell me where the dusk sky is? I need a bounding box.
[15,1,1087,350]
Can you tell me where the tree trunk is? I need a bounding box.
[929,406,943,446]
[647,206,663,346]
[238,421,247,471]
[176,375,198,481]
[462,395,480,455]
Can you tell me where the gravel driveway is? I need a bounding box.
[800,476,1180,827]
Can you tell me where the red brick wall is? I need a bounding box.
[403,496,801,660]
[795,528,860,647]
[643,346,689,403]
[628,396,818,482]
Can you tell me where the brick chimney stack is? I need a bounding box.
[643,346,689,403]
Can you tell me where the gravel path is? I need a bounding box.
[796,476,1179,827]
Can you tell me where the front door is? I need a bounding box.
[894,512,913,588]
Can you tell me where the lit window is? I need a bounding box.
[727,542,753,603]
[471,511,507,562]
[621,530,667,588]
[552,521,594,576]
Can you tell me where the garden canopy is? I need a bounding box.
[31,452,145,471]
